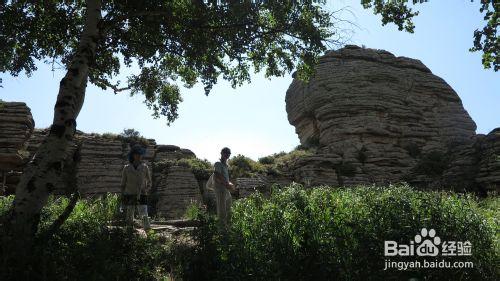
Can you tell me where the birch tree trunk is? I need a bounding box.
[3,0,102,261]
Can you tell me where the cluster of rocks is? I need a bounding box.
[284,45,499,193]
[0,103,206,218]
[1,45,497,217]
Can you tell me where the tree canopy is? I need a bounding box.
[0,0,497,125]
[1,0,339,123]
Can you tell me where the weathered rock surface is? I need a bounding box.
[1,45,497,211]
[155,166,202,219]
[0,102,34,171]
[236,177,268,198]
[285,45,498,192]
[75,136,127,196]
[0,109,204,217]
[476,129,500,192]
[155,145,196,161]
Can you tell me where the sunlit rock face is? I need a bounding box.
[286,45,497,192]
[0,101,203,217]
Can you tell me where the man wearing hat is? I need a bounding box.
[120,144,152,229]
[213,147,235,226]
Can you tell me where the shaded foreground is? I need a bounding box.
[0,184,498,281]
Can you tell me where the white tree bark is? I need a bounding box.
[5,0,102,255]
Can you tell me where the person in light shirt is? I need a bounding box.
[212,147,235,226]
[120,144,151,230]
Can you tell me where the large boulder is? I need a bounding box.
[155,165,202,219]
[285,45,496,191]
[0,102,34,171]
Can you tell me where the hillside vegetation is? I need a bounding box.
[0,184,498,281]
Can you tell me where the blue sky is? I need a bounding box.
[1,0,498,162]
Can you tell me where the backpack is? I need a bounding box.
[206,173,215,191]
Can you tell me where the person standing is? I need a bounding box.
[212,147,235,226]
[120,144,152,230]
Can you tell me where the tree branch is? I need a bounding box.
[93,77,131,94]
[36,191,80,243]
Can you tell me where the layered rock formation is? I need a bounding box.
[0,102,34,194]
[285,45,499,192]
[0,105,204,217]
[476,129,500,191]
[151,145,204,218]
[155,166,202,219]
[0,102,34,171]
[1,45,497,214]
[236,177,268,198]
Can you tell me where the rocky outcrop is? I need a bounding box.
[1,45,497,211]
[236,177,268,198]
[155,145,196,161]
[476,129,500,192]
[75,136,127,196]
[0,102,34,194]
[0,108,204,217]
[0,102,34,171]
[151,145,202,218]
[155,166,202,219]
[285,45,498,192]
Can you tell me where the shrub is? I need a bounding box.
[240,149,316,178]
[258,155,276,165]
[177,158,213,181]
[477,194,500,254]
[0,194,172,281]
[101,132,120,139]
[179,184,499,281]
[154,158,212,181]
[120,128,150,147]
[228,154,266,179]
[272,148,313,170]
[95,129,150,147]
[0,195,14,218]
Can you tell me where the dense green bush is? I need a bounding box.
[255,149,315,177]
[153,157,212,182]
[271,148,313,169]
[177,158,213,181]
[176,184,499,281]
[258,152,287,165]
[228,154,266,179]
[99,128,150,147]
[1,195,171,281]
[0,195,14,217]
[1,185,498,281]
